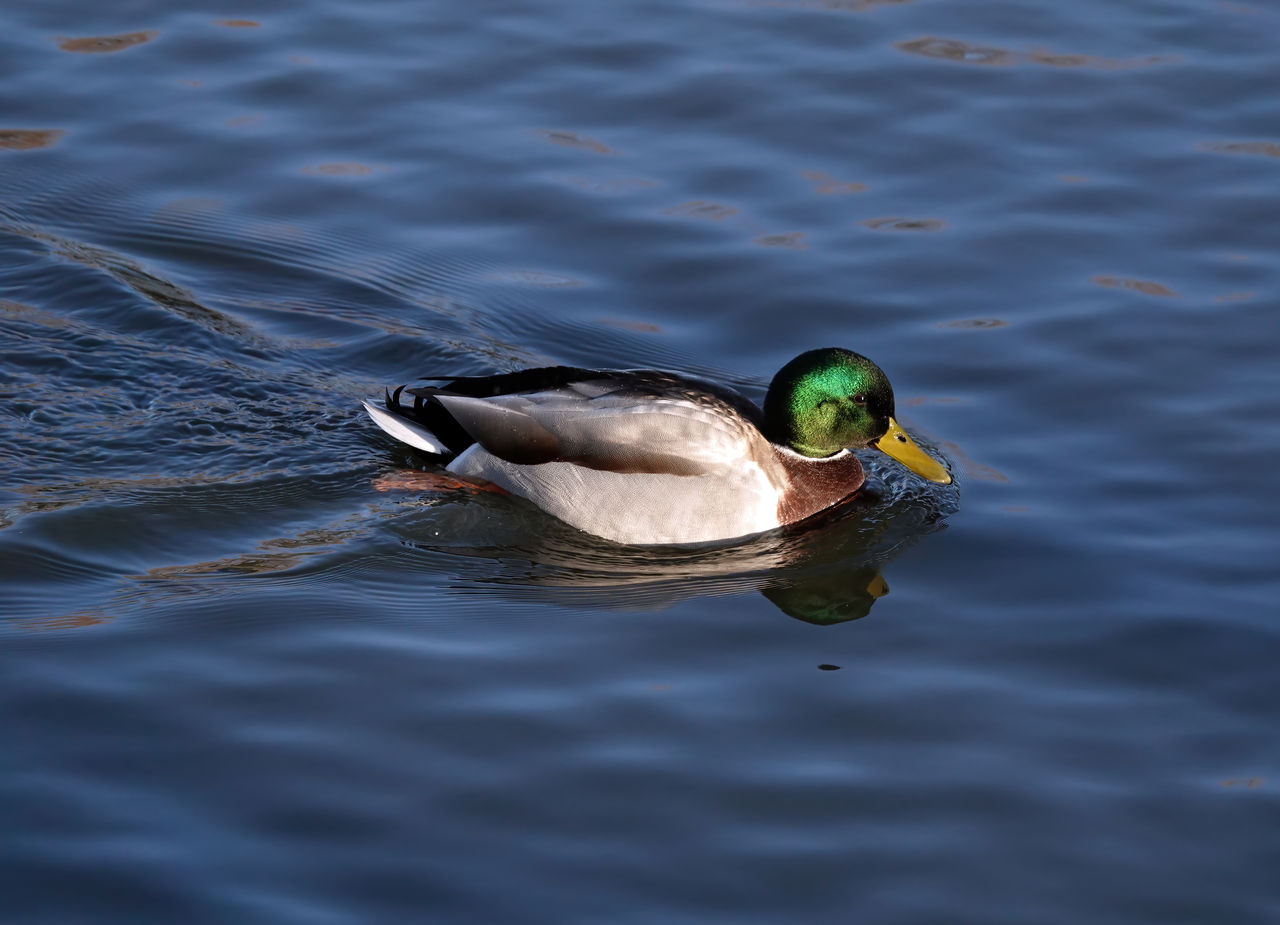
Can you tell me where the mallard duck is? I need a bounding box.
[363,348,951,545]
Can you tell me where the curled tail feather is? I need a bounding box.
[361,398,449,455]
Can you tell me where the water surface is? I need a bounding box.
[2,1,1278,922]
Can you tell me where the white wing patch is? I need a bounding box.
[362,400,448,454]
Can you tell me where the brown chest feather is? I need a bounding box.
[774,450,865,526]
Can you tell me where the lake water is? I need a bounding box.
[2,1,1278,921]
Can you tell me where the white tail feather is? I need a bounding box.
[362,399,449,455]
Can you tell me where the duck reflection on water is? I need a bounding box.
[384,464,954,625]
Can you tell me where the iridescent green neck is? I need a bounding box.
[762,348,894,457]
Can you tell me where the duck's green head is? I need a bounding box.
[763,347,952,484]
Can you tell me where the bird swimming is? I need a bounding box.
[363,348,951,546]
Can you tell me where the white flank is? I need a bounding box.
[448,445,780,546]
[361,399,449,455]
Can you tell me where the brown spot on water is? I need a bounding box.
[1027,49,1170,69]
[216,19,260,27]
[801,170,866,195]
[754,232,808,249]
[939,318,1007,329]
[897,36,1016,66]
[1200,140,1280,159]
[0,129,63,150]
[1092,275,1179,297]
[1219,777,1263,788]
[18,609,112,632]
[58,31,158,53]
[862,216,946,232]
[664,200,740,222]
[898,36,1170,69]
[533,129,616,155]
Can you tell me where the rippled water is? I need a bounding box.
[3,1,1278,921]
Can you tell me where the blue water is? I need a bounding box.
[2,1,1279,921]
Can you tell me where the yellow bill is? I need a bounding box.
[873,417,952,484]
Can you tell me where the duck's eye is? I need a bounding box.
[853,394,867,405]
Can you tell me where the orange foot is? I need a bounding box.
[373,469,508,496]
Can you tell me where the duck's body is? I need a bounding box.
[363,350,950,546]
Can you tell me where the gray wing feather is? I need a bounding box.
[435,389,771,478]
[432,395,562,465]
